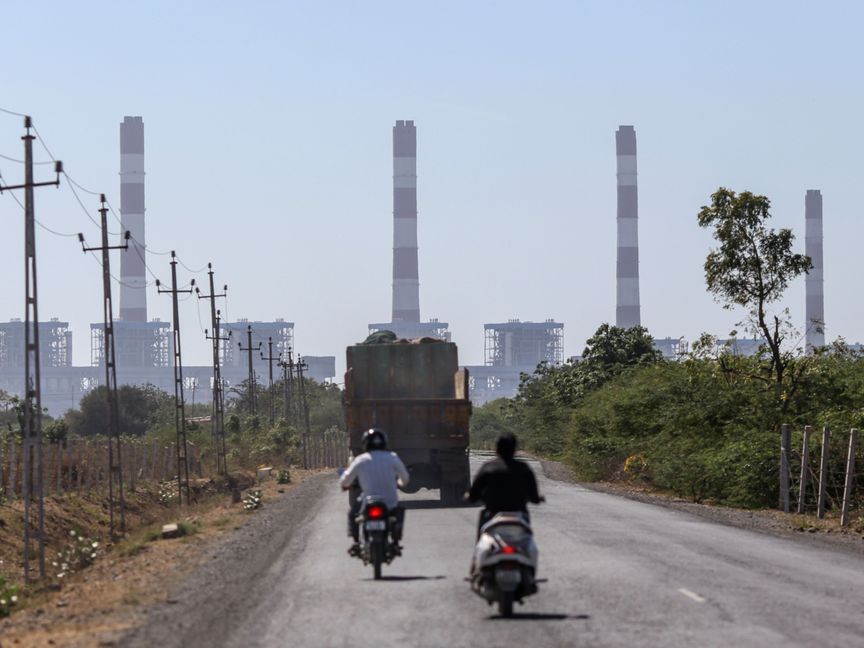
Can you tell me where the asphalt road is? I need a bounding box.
[127,456,864,647]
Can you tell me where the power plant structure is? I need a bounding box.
[467,320,564,404]
[616,125,641,329]
[0,116,335,415]
[369,120,450,341]
[805,189,825,351]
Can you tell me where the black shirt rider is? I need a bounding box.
[467,433,541,534]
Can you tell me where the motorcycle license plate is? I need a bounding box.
[495,566,522,586]
[365,520,386,531]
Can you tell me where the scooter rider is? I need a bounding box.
[465,432,543,538]
[340,428,410,555]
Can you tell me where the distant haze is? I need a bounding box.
[1,1,862,377]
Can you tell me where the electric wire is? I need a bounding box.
[0,152,54,165]
[0,106,27,118]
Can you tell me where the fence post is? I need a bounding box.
[841,428,858,527]
[797,425,812,514]
[780,424,791,512]
[817,426,831,519]
[8,439,18,497]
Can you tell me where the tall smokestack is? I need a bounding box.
[805,189,824,351]
[616,125,640,329]
[392,120,420,323]
[119,116,147,322]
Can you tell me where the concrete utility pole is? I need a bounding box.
[238,325,261,416]
[197,265,229,475]
[278,346,295,425]
[156,253,194,505]
[261,337,279,426]
[296,355,312,468]
[78,194,130,537]
[0,116,62,582]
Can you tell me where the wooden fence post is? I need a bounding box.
[841,428,858,527]
[797,425,812,514]
[780,424,791,512]
[817,426,831,519]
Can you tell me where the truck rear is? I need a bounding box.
[343,338,472,506]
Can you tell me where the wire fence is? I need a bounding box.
[304,428,349,470]
[0,437,203,500]
[781,425,863,524]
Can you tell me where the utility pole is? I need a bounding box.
[78,194,130,538]
[261,337,279,426]
[238,325,261,416]
[156,253,194,505]
[296,355,312,468]
[196,265,229,474]
[0,116,62,582]
[278,346,295,425]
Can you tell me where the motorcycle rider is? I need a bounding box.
[466,432,543,539]
[340,428,410,556]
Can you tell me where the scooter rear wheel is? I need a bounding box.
[498,592,514,618]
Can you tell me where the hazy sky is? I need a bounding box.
[1,1,862,374]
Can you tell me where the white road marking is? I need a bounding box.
[678,588,706,603]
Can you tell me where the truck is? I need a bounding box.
[343,337,472,506]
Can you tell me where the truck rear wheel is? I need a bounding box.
[440,482,465,507]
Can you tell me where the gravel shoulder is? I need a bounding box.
[540,459,864,557]
[122,471,330,647]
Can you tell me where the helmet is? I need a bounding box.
[362,428,388,452]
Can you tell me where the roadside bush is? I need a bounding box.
[53,529,99,580]
[0,569,18,617]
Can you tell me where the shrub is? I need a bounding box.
[0,569,19,617]
[52,529,99,580]
[243,489,262,511]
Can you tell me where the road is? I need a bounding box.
[127,456,864,647]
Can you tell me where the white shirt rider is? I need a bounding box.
[340,450,409,509]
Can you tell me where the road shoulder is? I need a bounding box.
[540,458,864,557]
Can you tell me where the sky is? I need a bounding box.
[1,1,863,376]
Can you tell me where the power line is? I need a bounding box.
[0,152,54,165]
[0,106,27,117]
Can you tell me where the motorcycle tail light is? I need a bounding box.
[367,505,385,519]
[501,545,517,555]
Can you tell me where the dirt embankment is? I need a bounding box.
[0,469,318,648]
[541,459,864,556]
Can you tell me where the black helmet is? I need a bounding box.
[362,428,388,452]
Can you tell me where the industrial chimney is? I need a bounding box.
[119,116,147,322]
[392,120,420,323]
[805,189,824,351]
[616,125,640,329]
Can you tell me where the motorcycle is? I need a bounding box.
[470,512,539,617]
[354,497,402,580]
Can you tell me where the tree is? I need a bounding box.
[698,188,811,385]
[66,384,174,437]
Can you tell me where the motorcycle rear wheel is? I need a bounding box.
[370,541,384,580]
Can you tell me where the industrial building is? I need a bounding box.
[0,116,334,416]
[467,320,564,404]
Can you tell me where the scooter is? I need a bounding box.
[354,497,402,580]
[470,512,540,617]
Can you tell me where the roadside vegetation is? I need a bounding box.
[472,188,864,508]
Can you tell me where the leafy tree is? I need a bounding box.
[65,384,174,437]
[697,188,811,384]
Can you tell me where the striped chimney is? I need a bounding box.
[392,120,420,323]
[805,189,824,351]
[119,116,147,322]
[616,125,640,329]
